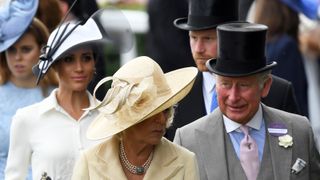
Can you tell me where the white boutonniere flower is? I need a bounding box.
[278,134,293,148]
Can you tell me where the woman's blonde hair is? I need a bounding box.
[0,18,58,97]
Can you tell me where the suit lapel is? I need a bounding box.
[190,72,206,114]
[144,138,183,179]
[177,72,206,122]
[262,105,292,180]
[195,111,229,180]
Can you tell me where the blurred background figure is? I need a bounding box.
[36,0,63,33]
[300,17,320,150]
[4,9,109,179]
[0,0,58,179]
[58,0,100,22]
[72,56,199,180]
[145,0,194,73]
[251,0,309,117]
[239,0,320,21]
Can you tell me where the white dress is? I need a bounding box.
[5,89,101,180]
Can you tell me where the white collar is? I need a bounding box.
[224,104,263,133]
[202,71,216,93]
[39,89,98,114]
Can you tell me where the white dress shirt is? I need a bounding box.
[223,104,266,161]
[202,72,216,114]
[5,89,101,180]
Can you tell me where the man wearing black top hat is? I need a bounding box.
[165,0,300,141]
[174,22,320,180]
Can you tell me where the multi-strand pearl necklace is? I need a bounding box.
[119,140,154,175]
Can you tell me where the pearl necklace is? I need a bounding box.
[119,140,154,175]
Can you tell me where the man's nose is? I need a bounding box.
[194,41,205,53]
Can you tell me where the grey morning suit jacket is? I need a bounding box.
[174,104,320,180]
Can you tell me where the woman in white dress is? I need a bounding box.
[4,7,129,180]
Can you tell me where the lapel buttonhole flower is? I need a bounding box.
[278,134,293,148]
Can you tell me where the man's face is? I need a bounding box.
[189,29,217,72]
[216,74,272,124]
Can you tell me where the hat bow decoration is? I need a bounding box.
[88,76,157,115]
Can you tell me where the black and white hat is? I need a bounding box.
[33,8,133,84]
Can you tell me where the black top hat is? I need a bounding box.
[206,22,277,77]
[174,0,238,31]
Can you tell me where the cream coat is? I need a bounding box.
[72,136,200,180]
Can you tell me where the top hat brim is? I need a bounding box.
[206,58,277,77]
[174,17,219,31]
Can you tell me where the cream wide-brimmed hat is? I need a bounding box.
[87,56,197,140]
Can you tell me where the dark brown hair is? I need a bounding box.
[36,0,63,33]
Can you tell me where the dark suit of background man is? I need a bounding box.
[165,0,300,141]
[174,22,320,180]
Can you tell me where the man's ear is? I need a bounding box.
[261,75,272,98]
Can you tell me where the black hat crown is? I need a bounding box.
[206,22,277,77]
[174,0,238,30]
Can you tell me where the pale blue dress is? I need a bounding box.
[0,82,54,180]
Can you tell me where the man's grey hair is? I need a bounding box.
[256,70,272,89]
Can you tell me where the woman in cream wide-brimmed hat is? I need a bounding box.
[72,56,200,180]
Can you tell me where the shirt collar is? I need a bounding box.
[39,88,98,114]
[224,104,263,133]
[202,72,216,93]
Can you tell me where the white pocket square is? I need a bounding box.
[291,158,306,174]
